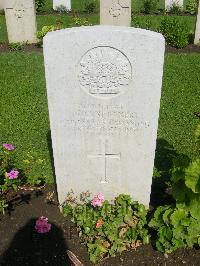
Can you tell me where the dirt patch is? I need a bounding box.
[0,186,199,266]
[0,43,43,53]
[165,44,200,53]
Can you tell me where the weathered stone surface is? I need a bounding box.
[44,26,165,207]
[53,0,71,11]
[165,0,183,10]
[194,0,200,45]
[100,0,131,26]
[4,0,37,43]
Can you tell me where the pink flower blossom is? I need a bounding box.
[35,216,51,234]
[91,193,105,207]
[97,193,104,201]
[96,219,103,228]
[7,170,19,179]
[3,143,15,151]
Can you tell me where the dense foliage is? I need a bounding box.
[149,124,200,253]
[186,0,198,14]
[63,194,149,263]
[35,0,45,12]
[84,0,97,13]
[160,17,189,48]
[143,0,159,14]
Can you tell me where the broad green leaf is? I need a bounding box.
[158,226,173,242]
[172,180,188,202]
[171,208,188,227]
[185,159,200,193]
[149,206,171,228]
[163,208,174,225]
[188,195,200,219]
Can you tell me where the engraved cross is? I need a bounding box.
[88,138,121,183]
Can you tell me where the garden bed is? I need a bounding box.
[0,186,199,265]
[1,43,200,54]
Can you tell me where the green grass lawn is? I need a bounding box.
[0,52,199,183]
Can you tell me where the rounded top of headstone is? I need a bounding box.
[43,26,165,44]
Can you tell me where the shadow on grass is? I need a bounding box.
[0,218,71,266]
[150,138,178,208]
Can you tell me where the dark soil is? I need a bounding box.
[1,43,200,54]
[0,186,199,266]
[0,43,43,53]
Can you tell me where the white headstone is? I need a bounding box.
[165,0,183,10]
[4,0,37,43]
[100,0,131,26]
[44,26,165,207]
[53,0,71,11]
[194,0,200,45]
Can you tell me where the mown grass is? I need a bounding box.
[0,52,199,183]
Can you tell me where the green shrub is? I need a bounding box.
[35,0,45,12]
[63,193,149,263]
[84,0,97,13]
[186,0,198,15]
[160,17,189,48]
[143,0,158,14]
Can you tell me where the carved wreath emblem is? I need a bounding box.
[79,46,132,98]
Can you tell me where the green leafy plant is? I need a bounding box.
[149,205,200,253]
[63,193,149,263]
[143,0,158,14]
[149,124,200,253]
[186,0,198,15]
[167,2,183,15]
[0,144,22,214]
[84,0,97,13]
[71,16,92,27]
[8,43,24,51]
[37,25,62,46]
[160,17,189,48]
[18,152,46,185]
[35,0,45,12]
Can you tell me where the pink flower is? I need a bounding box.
[3,143,15,151]
[91,193,104,207]
[96,219,103,228]
[35,216,51,234]
[97,193,104,201]
[7,170,19,179]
